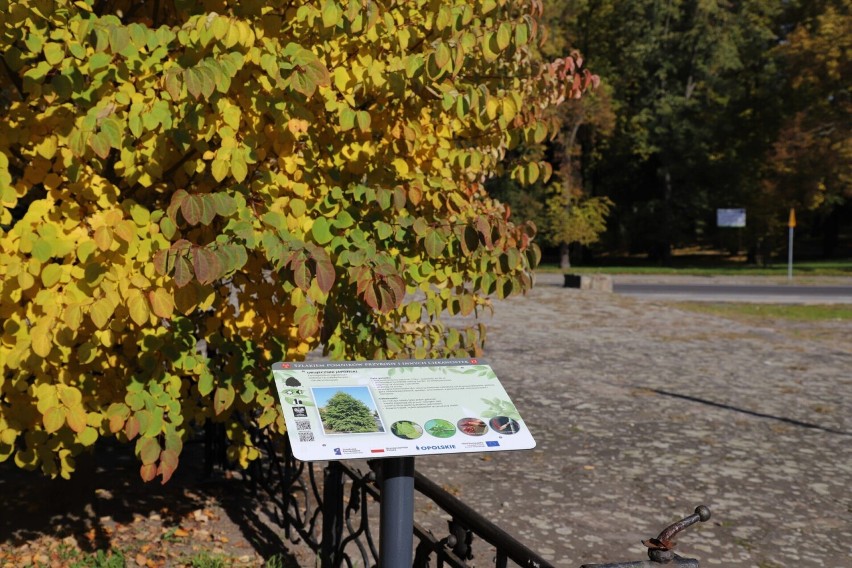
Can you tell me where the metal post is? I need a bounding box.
[788,226,794,281]
[380,457,415,567]
[788,208,796,281]
[321,461,344,568]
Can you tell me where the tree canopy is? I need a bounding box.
[0,0,595,481]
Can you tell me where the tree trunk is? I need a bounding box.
[560,242,571,271]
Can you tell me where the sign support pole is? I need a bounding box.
[380,456,415,567]
[321,461,344,568]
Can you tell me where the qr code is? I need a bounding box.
[298,431,314,442]
[295,420,311,431]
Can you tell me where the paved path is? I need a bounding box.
[417,273,852,567]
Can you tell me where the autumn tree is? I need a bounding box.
[0,0,595,481]
[762,1,851,255]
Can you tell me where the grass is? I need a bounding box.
[671,302,852,322]
[537,258,852,277]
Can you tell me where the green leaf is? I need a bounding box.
[184,68,203,99]
[43,42,65,65]
[213,385,235,416]
[40,263,62,287]
[78,426,98,446]
[100,117,122,149]
[322,0,341,28]
[137,437,161,466]
[435,43,451,69]
[90,132,111,159]
[311,217,334,244]
[211,193,237,216]
[339,106,356,131]
[424,231,447,258]
[497,22,512,51]
[198,369,214,396]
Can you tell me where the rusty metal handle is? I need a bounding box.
[580,505,711,567]
[644,506,712,552]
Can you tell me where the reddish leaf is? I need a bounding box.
[174,255,193,287]
[140,463,158,482]
[125,415,140,440]
[199,194,216,225]
[158,449,179,484]
[476,216,493,248]
[192,246,222,285]
[181,194,204,225]
[296,304,320,339]
[306,243,335,293]
[167,189,189,222]
[291,256,311,290]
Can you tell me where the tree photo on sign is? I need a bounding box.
[0,0,597,481]
[317,391,380,434]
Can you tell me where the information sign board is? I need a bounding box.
[272,359,535,461]
[717,208,746,228]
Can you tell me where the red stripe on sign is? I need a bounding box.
[370,449,385,453]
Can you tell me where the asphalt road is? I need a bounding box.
[614,281,852,303]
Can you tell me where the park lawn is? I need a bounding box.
[671,302,852,322]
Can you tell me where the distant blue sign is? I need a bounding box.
[717,209,746,228]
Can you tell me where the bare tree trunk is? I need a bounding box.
[560,242,571,271]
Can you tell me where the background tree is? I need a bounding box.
[0,0,595,481]
[762,0,851,256]
[320,392,377,433]
[525,0,850,263]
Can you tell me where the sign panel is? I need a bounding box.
[272,359,535,461]
[717,208,746,228]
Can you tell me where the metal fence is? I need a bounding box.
[243,427,555,568]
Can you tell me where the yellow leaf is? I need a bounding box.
[127,290,150,326]
[31,323,53,358]
[149,288,175,319]
[40,263,63,288]
[43,406,65,433]
[58,385,83,407]
[66,404,88,433]
[90,297,115,329]
[64,303,83,330]
[94,226,113,251]
[392,158,410,176]
[502,97,517,122]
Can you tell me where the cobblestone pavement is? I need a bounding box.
[417,273,852,567]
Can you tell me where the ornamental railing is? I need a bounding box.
[243,428,555,568]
